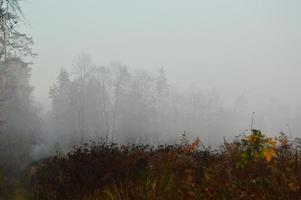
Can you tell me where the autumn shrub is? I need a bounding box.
[30,142,150,200]
[30,130,301,200]
[200,130,301,199]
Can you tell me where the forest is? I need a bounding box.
[1,0,301,199]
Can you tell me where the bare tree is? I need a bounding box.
[110,62,130,137]
[73,54,93,140]
[93,66,112,136]
[0,0,34,62]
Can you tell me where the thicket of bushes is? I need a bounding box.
[29,130,301,199]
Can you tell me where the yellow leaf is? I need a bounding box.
[263,148,276,162]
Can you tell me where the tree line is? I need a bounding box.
[43,55,244,154]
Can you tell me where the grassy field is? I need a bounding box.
[2,130,301,199]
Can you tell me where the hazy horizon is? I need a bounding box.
[19,0,301,113]
[2,2,301,198]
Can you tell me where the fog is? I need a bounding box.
[1,0,301,172]
[35,54,300,155]
[22,0,301,108]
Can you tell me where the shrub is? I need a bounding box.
[30,131,301,199]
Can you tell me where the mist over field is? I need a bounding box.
[1,0,301,161]
[1,0,301,199]
[22,0,301,152]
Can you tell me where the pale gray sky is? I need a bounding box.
[20,0,301,109]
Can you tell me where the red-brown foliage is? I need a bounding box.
[30,131,301,200]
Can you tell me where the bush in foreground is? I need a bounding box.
[30,130,301,200]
